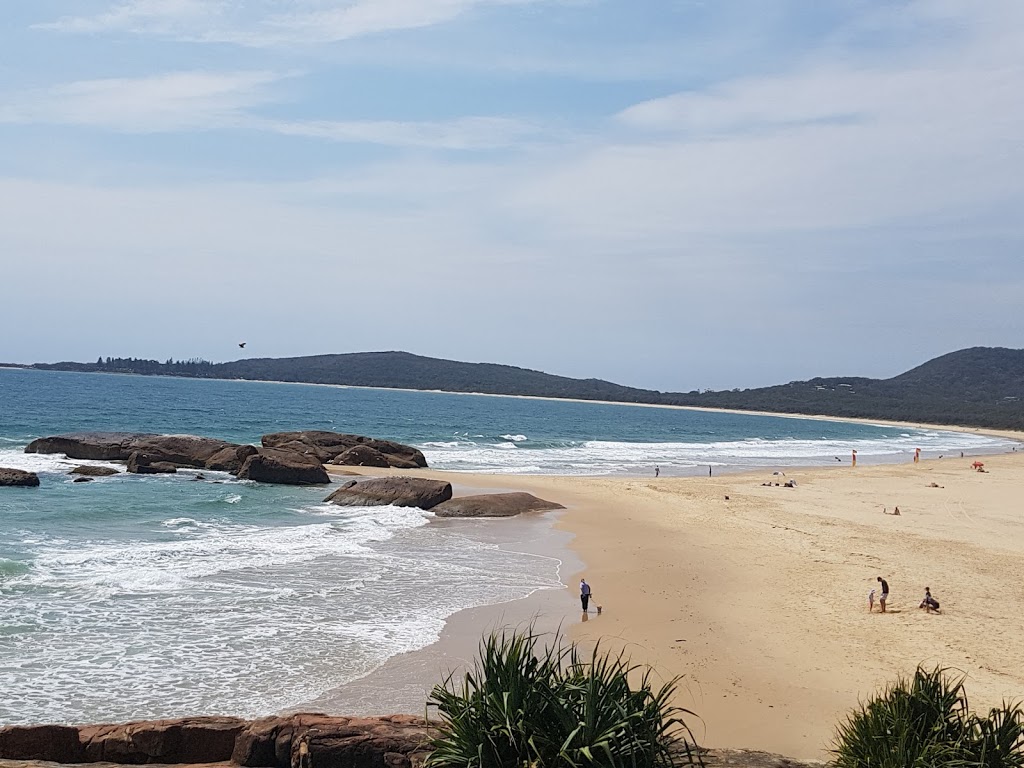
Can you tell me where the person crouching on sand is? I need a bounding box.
[920,587,941,613]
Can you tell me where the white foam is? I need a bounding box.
[421,430,1016,475]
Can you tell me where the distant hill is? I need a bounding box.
[21,347,1024,431]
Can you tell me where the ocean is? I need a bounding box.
[0,368,1015,724]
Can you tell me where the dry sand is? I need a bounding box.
[327,448,1024,760]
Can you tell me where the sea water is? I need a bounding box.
[0,369,1015,724]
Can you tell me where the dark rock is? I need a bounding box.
[0,724,86,762]
[26,432,249,469]
[0,468,40,487]
[332,445,392,468]
[78,716,245,764]
[69,465,120,477]
[432,492,565,518]
[126,451,177,475]
[233,714,434,768]
[237,448,330,485]
[131,435,245,468]
[73,476,93,483]
[263,431,427,469]
[325,477,452,510]
[25,432,153,461]
[205,444,259,473]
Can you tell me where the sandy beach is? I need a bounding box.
[326,445,1024,760]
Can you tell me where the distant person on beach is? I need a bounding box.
[580,579,591,612]
[868,588,876,612]
[709,465,712,477]
[920,587,941,613]
[655,465,660,478]
[877,576,889,612]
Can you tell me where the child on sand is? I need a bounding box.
[919,587,941,613]
[868,588,876,612]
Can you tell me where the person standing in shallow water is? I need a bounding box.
[580,579,591,612]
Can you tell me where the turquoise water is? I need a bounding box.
[0,368,1014,724]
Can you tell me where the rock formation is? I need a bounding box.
[330,445,392,468]
[324,477,452,510]
[27,433,241,469]
[69,465,120,477]
[236,448,331,485]
[126,451,178,475]
[0,715,434,768]
[262,431,427,469]
[205,445,259,473]
[0,468,40,487]
[0,715,821,767]
[431,492,565,518]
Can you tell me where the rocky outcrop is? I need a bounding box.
[26,433,244,469]
[25,433,151,461]
[324,477,452,510]
[432,492,565,518]
[237,449,331,485]
[69,465,120,477]
[73,477,92,483]
[0,717,820,768]
[0,468,40,487]
[232,714,433,768]
[0,724,85,762]
[79,717,246,764]
[331,445,392,468]
[262,432,427,469]
[205,444,259,473]
[127,451,178,475]
[0,715,433,768]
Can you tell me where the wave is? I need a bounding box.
[420,430,1016,475]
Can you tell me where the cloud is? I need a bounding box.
[38,0,552,46]
[268,116,543,150]
[0,71,283,132]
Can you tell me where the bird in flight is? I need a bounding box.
[238,342,246,349]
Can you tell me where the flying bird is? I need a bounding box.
[238,342,246,349]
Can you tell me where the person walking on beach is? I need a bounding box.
[580,579,592,612]
[655,465,660,478]
[877,576,889,613]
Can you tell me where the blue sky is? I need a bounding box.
[1,1,1021,390]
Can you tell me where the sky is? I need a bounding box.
[1,1,1022,391]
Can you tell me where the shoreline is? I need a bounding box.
[6,366,1021,442]
[320,451,1024,760]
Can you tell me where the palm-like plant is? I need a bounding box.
[426,627,701,768]
[832,666,1024,768]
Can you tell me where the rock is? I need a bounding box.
[232,714,434,768]
[332,445,392,468]
[69,465,119,477]
[0,468,40,487]
[126,451,177,474]
[73,476,93,483]
[0,724,85,762]
[78,716,246,764]
[205,444,259,473]
[25,432,152,461]
[263,431,427,469]
[26,432,249,469]
[237,448,330,485]
[432,492,565,518]
[325,477,452,510]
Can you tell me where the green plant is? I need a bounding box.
[832,666,1024,768]
[426,626,701,768]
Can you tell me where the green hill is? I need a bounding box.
[24,346,1024,431]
